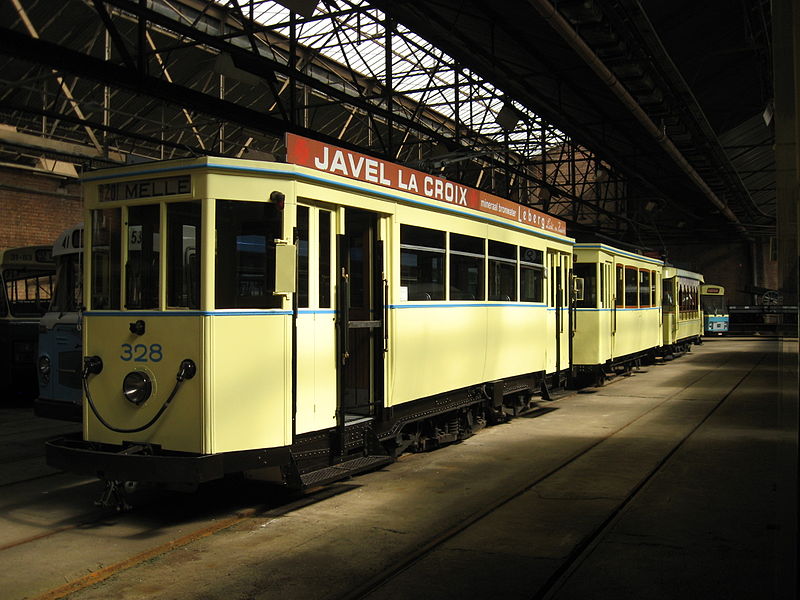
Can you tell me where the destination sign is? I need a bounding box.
[5,248,52,263]
[286,133,567,236]
[98,175,191,202]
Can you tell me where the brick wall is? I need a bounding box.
[0,165,82,251]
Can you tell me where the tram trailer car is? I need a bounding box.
[46,134,574,498]
[36,224,84,421]
[700,284,728,335]
[661,267,704,355]
[0,245,55,402]
[572,244,663,387]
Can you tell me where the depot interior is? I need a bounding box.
[0,0,798,596]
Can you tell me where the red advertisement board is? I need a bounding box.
[286,133,567,236]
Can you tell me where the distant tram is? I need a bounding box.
[661,267,704,355]
[700,284,728,335]
[572,244,663,385]
[0,245,55,401]
[36,224,84,420]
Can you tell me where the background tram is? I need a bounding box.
[572,244,663,385]
[36,224,84,421]
[0,245,55,401]
[661,267,704,355]
[46,136,574,498]
[700,284,728,335]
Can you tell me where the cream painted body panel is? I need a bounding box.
[388,304,550,407]
[544,308,571,373]
[83,315,204,452]
[295,310,337,435]
[486,306,548,381]
[390,306,488,406]
[572,309,611,365]
[208,314,291,453]
[612,308,663,356]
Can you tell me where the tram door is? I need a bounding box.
[603,260,614,358]
[547,250,571,375]
[337,209,385,425]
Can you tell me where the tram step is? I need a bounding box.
[300,455,393,489]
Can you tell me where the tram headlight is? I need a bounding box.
[38,355,51,384]
[122,371,152,406]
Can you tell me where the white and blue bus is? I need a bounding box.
[35,224,84,420]
[700,284,728,336]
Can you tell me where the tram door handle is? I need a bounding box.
[612,302,617,334]
[383,278,389,353]
[340,267,350,365]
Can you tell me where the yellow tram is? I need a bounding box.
[572,244,663,385]
[47,134,573,497]
[661,266,704,354]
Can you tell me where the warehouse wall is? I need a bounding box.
[0,164,82,250]
[667,239,778,306]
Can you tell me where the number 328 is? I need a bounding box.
[120,343,163,362]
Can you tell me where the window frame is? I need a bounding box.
[400,224,446,302]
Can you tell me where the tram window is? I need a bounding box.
[319,210,331,308]
[50,255,82,313]
[400,225,444,301]
[573,263,597,308]
[3,269,52,316]
[624,266,638,307]
[488,240,517,302]
[216,200,282,309]
[520,246,544,303]
[167,202,200,309]
[599,264,606,308]
[125,205,160,310]
[615,265,624,308]
[639,270,651,307]
[91,208,121,310]
[702,294,725,315]
[662,279,674,309]
[297,206,309,308]
[651,271,657,306]
[449,233,484,301]
[0,279,6,317]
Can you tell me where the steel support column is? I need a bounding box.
[772,0,799,306]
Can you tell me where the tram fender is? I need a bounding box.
[45,433,292,484]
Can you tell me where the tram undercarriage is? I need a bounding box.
[46,368,567,507]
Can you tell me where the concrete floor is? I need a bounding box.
[2,337,797,600]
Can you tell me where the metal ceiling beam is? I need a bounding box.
[10,0,104,154]
[97,0,464,155]
[0,126,125,162]
[527,0,752,240]
[0,99,205,158]
[0,25,347,151]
